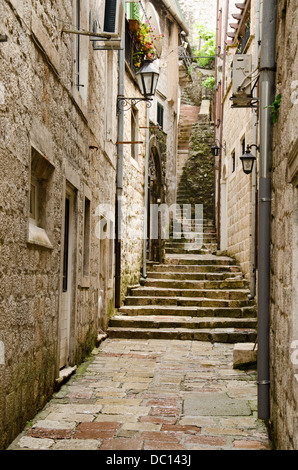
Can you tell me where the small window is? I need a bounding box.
[131,106,139,160]
[157,102,164,129]
[232,151,236,173]
[28,147,54,249]
[73,0,88,101]
[242,136,246,154]
[75,0,81,91]
[29,178,38,223]
[83,197,91,277]
[126,0,140,20]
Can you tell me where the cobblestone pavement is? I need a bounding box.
[8,338,271,451]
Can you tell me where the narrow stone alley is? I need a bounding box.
[8,101,271,452]
[8,338,271,451]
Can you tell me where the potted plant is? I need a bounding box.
[128,19,140,33]
[133,22,164,70]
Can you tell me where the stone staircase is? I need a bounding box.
[177,104,200,187]
[107,94,257,344]
[108,221,257,343]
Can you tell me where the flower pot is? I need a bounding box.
[129,19,140,33]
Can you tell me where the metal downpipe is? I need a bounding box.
[257,0,277,420]
[249,0,260,300]
[115,0,125,309]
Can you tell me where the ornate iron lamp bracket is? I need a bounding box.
[117,96,153,115]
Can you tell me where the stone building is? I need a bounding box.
[0,0,118,449]
[0,0,188,449]
[270,0,298,450]
[118,0,190,301]
[214,0,298,449]
[214,0,258,289]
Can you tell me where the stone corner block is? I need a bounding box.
[233,342,257,369]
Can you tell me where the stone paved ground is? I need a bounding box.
[8,338,271,451]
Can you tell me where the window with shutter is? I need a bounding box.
[157,102,164,129]
[104,0,118,33]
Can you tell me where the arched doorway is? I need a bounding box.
[147,143,163,262]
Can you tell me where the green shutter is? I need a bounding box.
[104,0,118,33]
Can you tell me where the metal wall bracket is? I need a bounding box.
[117,96,153,115]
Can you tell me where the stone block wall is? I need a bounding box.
[216,0,259,280]
[221,83,253,278]
[270,0,298,450]
[0,0,117,449]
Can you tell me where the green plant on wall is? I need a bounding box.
[202,76,215,91]
[265,93,282,124]
[192,24,216,68]
[133,22,164,71]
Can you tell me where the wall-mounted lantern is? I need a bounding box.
[117,60,160,114]
[240,144,259,174]
[211,139,226,156]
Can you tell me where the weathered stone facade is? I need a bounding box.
[270,0,298,450]
[0,0,187,449]
[0,0,119,449]
[118,0,188,301]
[214,0,258,282]
[214,0,298,449]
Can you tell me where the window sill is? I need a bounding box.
[27,222,53,250]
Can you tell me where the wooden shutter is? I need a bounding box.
[104,0,118,33]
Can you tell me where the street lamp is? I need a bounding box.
[117,60,160,114]
[211,139,226,156]
[240,144,258,174]
[136,60,160,97]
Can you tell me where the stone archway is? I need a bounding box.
[147,138,163,262]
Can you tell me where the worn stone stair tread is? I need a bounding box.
[147,272,243,280]
[131,287,251,301]
[119,304,256,318]
[144,279,248,288]
[107,326,257,343]
[150,264,241,273]
[110,315,257,329]
[165,256,237,266]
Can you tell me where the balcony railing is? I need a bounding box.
[125,20,138,74]
[236,23,250,54]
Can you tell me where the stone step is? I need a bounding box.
[149,264,241,273]
[124,295,254,308]
[168,237,217,243]
[146,271,244,281]
[166,239,217,247]
[165,255,236,266]
[165,247,218,255]
[144,278,249,290]
[130,286,251,301]
[110,315,257,330]
[119,304,256,318]
[165,245,217,250]
[107,326,257,343]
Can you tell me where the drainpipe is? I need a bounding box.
[142,109,150,278]
[250,0,261,299]
[257,0,277,421]
[115,0,125,309]
[218,0,229,247]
